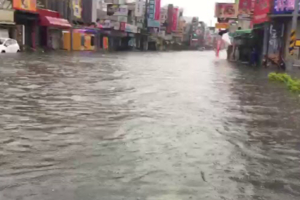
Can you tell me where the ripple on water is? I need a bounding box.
[0,52,300,200]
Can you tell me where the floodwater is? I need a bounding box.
[0,51,300,200]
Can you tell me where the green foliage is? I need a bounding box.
[268,72,300,93]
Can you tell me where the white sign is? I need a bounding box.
[0,10,14,23]
[110,5,128,16]
[117,16,127,22]
[125,24,138,33]
[103,20,113,28]
[135,0,143,17]
[158,30,165,38]
[113,22,120,30]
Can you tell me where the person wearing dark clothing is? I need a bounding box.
[250,48,259,66]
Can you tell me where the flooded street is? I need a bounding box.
[1,51,300,200]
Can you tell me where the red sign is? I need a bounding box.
[252,0,270,24]
[172,7,178,31]
[215,3,237,18]
[13,0,37,12]
[120,22,126,31]
[238,0,252,18]
[155,0,161,20]
[166,4,173,34]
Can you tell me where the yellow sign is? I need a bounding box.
[295,39,300,47]
[73,0,82,19]
[215,23,229,29]
[13,0,37,12]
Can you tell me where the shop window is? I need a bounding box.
[81,35,84,47]
[0,0,12,9]
[128,10,132,23]
[91,36,95,46]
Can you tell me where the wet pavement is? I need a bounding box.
[0,51,300,200]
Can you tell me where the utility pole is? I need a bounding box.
[288,0,300,69]
[143,0,149,51]
[144,0,149,29]
[69,0,74,51]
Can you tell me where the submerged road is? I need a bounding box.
[0,51,300,200]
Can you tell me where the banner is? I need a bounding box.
[253,0,270,24]
[273,0,300,14]
[135,0,143,17]
[107,4,128,16]
[155,0,161,20]
[215,3,238,19]
[238,0,252,18]
[13,0,37,12]
[73,0,82,19]
[172,7,178,31]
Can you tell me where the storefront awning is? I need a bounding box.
[230,29,253,38]
[0,21,15,25]
[40,16,71,29]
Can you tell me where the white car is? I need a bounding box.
[0,38,20,53]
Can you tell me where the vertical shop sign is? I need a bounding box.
[148,0,160,27]
[135,0,143,17]
[155,0,161,20]
[148,0,155,20]
[172,7,178,31]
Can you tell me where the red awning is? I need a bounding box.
[40,16,71,29]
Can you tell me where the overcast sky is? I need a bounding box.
[161,0,234,25]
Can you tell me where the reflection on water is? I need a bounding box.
[0,51,300,200]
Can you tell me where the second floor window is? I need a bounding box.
[0,0,12,9]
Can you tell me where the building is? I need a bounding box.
[37,0,72,50]
[11,0,39,50]
[269,1,298,63]
[0,0,15,39]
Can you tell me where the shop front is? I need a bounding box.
[252,0,271,65]
[0,9,15,38]
[268,0,293,66]
[124,23,138,50]
[38,9,71,50]
[63,28,97,51]
[14,1,39,50]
